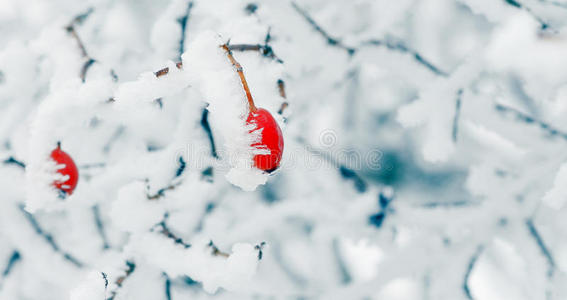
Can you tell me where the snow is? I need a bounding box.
[1,0,567,299]
[543,163,567,210]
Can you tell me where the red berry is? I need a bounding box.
[50,144,79,195]
[247,108,284,172]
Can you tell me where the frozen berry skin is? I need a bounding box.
[50,146,79,195]
[246,108,284,172]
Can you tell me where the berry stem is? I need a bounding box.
[220,44,257,113]
[56,141,61,150]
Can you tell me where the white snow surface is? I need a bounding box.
[0,0,567,299]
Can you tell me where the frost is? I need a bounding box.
[2,0,567,299]
[543,163,567,210]
[69,271,106,300]
[125,235,258,294]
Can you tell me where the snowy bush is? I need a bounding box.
[1,0,567,299]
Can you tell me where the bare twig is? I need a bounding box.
[452,89,464,142]
[19,204,83,268]
[92,205,110,249]
[277,79,289,115]
[147,182,181,200]
[463,245,484,300]
[332,239,351,284]
[537,0,567,9]
[200,108,218,158]
[154,62,184,78]
[107,261,136,300]
[291,2,448,76]
[177,2,194,60]
[526,219,555,277]
[228,44,283,63]
[503,0,551,30]
[495,103,567,141]
[360,39,448,76]
[297,137,367,193]
[3,156,25,169]
[255,242,266,260]
[78,162,105,169]
[221,44,257,112]
[163,273,172,300]
[2,250,21,278]
[291,2,356,56]
[208,240,229,258]
[175,156,186,177]
[102,272,109,297]
[65,8,97,82]
[156,220,191,249]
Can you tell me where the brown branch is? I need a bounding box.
[147,182,181,200]
[220,44,257,112]
[65,8,96,82]
[156,221,191,248]
[277,79,288,115]
[108,261,136,300]
[208,241,229,258]
[65,25,89,58]
[228,44,283,63]
[291,2,356,56]
[154,62,184,78]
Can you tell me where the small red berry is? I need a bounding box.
[247,108,284,172]
[220,44,284,172]
[50,143,79,195]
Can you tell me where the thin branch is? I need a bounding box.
[102,272,109,297]
[291,2,356,56]
[193,201,217,232]
[164,273,172,300]
[463,245,484,300]
[452,89,464,142]
[537,0,567,9]
[420,200,477,208]
[92,205,110,249]
[332,239,352,284]
[495,103,567,141]
[3,156,25,169]
[65,8,97,82]
[154,62,183,78]
[208,240,229,258]
[107,261,135,300]
[79,58,96,83]
[291,2,448,76]
[147,181,181,200]
[503,0,551,30]
[277,79,289,115]
[65,25,88,58]
[175,156,186,177]
[102,126,125,153]
[200,108,218,159]
[78,162,105,169]
[221,44,257,112]
[297,137,367,193]
[19,204,83,268]
[2,250,21,277]
[526,219,555,277]
[177,2,194,60]
[228,44,283,63]
[360,39,448,76]
[155,220,191,249]
[255,242,266,260]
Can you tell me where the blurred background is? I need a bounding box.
[1,0,567,299]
